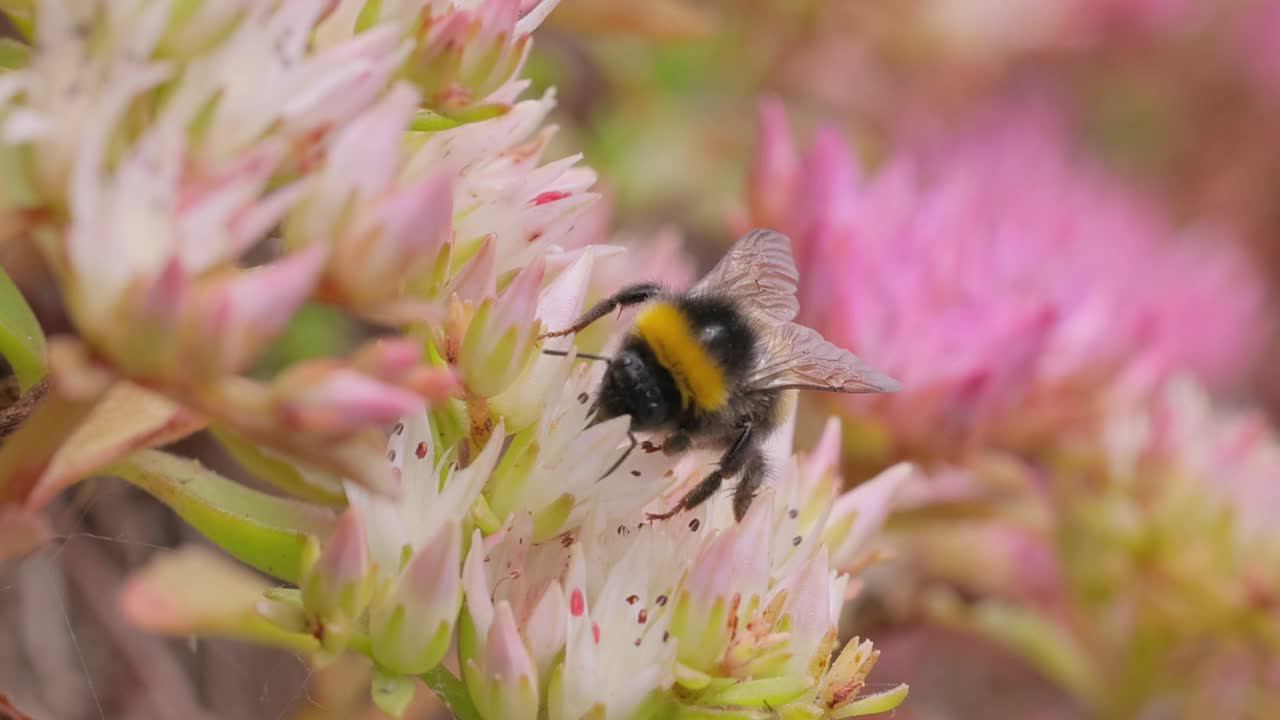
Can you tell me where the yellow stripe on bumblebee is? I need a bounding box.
[633,302,728,411]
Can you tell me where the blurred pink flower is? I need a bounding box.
[1066,0,1203,42]
[1238,0,1280,99]
[744,98,1264,461]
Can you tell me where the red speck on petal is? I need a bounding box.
[570,588,585,616]
[637,609,648,624]
[591,622,600,644]
[527,230,543,243]
[625,594,639,605]
[531,190,570,206]
[415,442,428,459]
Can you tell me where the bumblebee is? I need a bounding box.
[540,228,900,521]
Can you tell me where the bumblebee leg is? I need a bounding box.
[648,424,753,521]
[538,282,662,339]
[541,348,611,362]
[599,431,638,481]
[731,450,768,522]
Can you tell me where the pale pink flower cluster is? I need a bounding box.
[0,2,914,717]
[0,0,583,501]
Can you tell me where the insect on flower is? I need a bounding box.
[540,228,901,521]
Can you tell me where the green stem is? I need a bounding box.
[421,665,482,720]
[346,632,481,720]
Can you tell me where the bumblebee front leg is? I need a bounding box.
[648,424,755,521]
[539,282,662,339]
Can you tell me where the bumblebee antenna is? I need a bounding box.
[599,432,638,481]
[541,348,611,363]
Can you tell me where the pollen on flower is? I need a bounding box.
[637,609,648,624]
[570,588,585,616]
[531,190,571,205]
[626,594,639,605]
[415,442,429,459]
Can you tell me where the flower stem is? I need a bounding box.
[421,665,481,720]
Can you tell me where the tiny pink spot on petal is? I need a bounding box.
[570,588,585,617]
[591,622,600,644]
[531,190,571,206]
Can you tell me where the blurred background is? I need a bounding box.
[4,1,1280,718]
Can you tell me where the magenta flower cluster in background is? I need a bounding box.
[744,96,1264,462]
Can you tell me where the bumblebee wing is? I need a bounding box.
[747,322,900,394]
[691,228,800,323]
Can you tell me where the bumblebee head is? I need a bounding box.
[594,347,679,431]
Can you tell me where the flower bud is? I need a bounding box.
[300,509,372,621]
[368,520,463,675]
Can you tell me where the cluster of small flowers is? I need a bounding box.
[743,96,1263,467]
[740,90,1278,716]
[0,2,909,717]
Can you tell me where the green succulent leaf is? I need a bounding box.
[0,265,45,390]
[110,449,337,582]
[211,426,347,507]
[119,545,319,654]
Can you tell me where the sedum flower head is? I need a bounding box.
[2,2,916,718]
[745,97,1264,466]
[0,0,589,501]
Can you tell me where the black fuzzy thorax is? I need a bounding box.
[594,291,785,451]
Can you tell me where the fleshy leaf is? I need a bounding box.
[30,383,203,508]
[0,387,105,508]
[110,450,337,582]
[211,426,347,506]
[0,265,45,390]
[118,545,319,654]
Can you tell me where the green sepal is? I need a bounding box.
[697,675,813,708]
[354,0,383,33]
[371,667,416,718]
[531,492,574,542]
[829,684,909,718]
[409,103,511,133]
